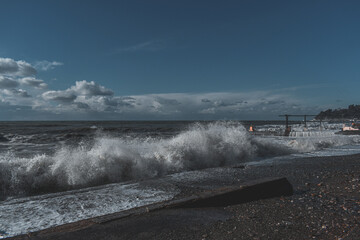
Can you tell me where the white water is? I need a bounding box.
[0,182,179,238]
[1,122,360,199]
[2,121,360,238]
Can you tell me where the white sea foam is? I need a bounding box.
[0,182,178,238]
[1,122,360,199]
[2,121,360,237]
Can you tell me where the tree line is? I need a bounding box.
[315,105,360,120]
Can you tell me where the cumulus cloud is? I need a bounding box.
[9,82,323,119]
[3,89,31,98]
[0,76,19,89]
[42,90,77,103]
[70,80,113,96]
[34,60,63,71]
[0,58,18,74]
[42,80,113,105]
[1,75,322,120]
[0,88,33,109]
[0,57,67,110]
[0,58,324,120]
[0,58,37,77]
[74,102,90,109]
[20,77,47,89]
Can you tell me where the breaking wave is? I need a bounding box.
[1,122,359,199]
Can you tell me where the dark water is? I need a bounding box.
[0,120,291,156]
[0,121,193,157]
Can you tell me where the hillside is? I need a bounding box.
[315,104,360,120]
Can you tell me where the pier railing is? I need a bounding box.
[279,114,318,136]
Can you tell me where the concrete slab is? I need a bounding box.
[9,177,292,240]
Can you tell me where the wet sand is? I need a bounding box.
[9,154,360,240]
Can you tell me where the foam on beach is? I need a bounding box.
[2,121,360,238]
[0,182,179,238]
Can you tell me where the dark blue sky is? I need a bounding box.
[0,0,359,120]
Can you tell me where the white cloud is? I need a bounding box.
[0,57,325,120]
[70,80,113,96]
[42,90,77,103]
[0,88,33,108]
[1,76,322,120]
[0,76,19,89]
[0,58,37,77]
[34,61,63,71]
[0,58,18,74]
[42,80,113,105]
[0,57,63,109]
[3,88,31,98]
[20,77,47,89]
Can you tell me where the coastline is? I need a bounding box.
[8,153,360,240]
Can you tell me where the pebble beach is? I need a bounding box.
[8,153,360,240]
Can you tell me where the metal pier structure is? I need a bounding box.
[279,114,319,136]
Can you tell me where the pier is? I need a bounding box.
[278,114,318,136]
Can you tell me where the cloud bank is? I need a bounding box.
[0,57,322,120]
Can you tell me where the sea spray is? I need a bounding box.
[1,121,360,199]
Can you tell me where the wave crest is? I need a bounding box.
[1,121,358,199]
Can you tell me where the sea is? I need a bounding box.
[1,120,360,238]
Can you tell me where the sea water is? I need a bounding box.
[1,120,360,238]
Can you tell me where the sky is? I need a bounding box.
[0,0,360,120]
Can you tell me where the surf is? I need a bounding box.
[1,121,360,200]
